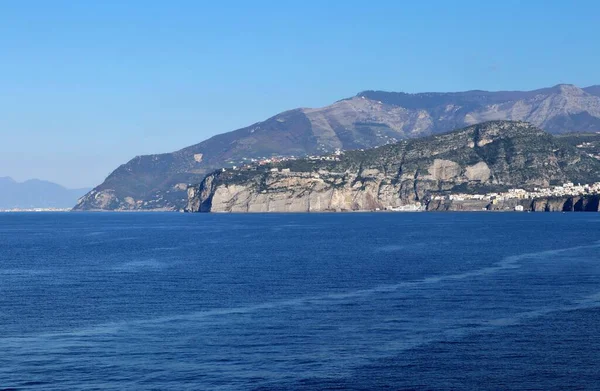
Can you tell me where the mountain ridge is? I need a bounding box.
[0,177,91,209]
[584,85,600,97]
[74,84,600,211]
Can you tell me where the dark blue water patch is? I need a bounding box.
[0,212,599,390]
[286,307,600,391]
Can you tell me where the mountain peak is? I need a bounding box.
[551,84,585,95]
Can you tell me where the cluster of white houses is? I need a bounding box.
[225,149,345,171]
[0,208,71,213]
[431,182,600,203]
[576,141,600,160]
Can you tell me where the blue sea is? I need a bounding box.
[0,212,599,390]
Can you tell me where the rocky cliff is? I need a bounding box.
[186,121,600,213]
[76,84,600,211]
[427,195,600,212]
[531,196,600,212]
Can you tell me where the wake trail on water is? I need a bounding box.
[3,240,600,342]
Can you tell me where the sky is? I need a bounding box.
[1,0,599,188]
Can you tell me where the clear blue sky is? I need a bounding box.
[1,0,599,188]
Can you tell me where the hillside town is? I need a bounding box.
[431,182,600,203]
[223,149,345,171]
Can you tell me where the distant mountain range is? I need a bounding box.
[0,177,90,209]
[74,84,600,211]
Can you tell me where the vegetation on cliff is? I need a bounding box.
[188,121,600,213]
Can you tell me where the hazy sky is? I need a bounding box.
[1,0,599,188]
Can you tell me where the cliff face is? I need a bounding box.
[75,84,600,211]
[531,196,600,212]
[186,121,600,213]
[426,196,600,212]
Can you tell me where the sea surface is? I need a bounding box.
[0,212,599,390]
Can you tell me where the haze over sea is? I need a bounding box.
[1,212,599,390]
